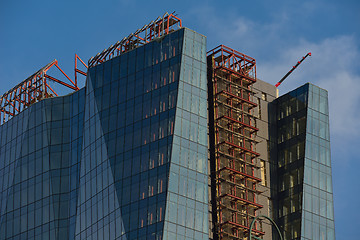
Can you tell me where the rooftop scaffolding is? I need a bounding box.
[0,56,87,125]
[88,12,182,68]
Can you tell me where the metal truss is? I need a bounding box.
[208,45,257,81]
[75,53,88,87]
[88,12,182,68]
[208,45,263,240]
[0,55,87,125]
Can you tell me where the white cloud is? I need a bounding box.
[260,35,360,140]
[188,4,360,164]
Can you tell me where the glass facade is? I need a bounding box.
[0,89,85,239]
[163,28,208,240]
[302,84,335,240]
[0,27,208,240]
[0,23,336,240]
[274,83,335,240]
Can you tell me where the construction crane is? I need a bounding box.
[275,52,311,87]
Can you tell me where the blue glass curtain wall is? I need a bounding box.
[274,83,335,240]
[163,28,208,240]
[0,27,209,240]
[0,89,85,240]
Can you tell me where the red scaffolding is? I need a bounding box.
[208,45,264,239]
[88,12,182,68]
[0,55,87,125]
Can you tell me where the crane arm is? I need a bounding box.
[275,52,311,88]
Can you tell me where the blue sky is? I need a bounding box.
[1,0,359,238]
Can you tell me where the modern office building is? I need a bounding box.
[269,83,335,240]
[0,13,335,240]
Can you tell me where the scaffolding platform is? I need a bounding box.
[208,45,263,240]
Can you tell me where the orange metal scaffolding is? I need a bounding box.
[208,45,264,239]
[0,56,87,125]
[88,12,182,68]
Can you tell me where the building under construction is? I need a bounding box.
[207,45,264,239]
[0,12,335,240]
